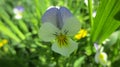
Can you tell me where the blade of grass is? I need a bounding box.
[88,0,93,26]
[18,20,29,33]
[2,16,25,40]
[91,0,120,44]
[0,21,21,42]
[0,7,26,40]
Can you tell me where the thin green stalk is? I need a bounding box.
[88,0,93,27]
[18,20,29,33]
[88,0,94,53]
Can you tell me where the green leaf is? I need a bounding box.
[104,31,119,48]
[91,0,120,44]
[74,56,86,67]
[114,10,120,21]
[18,20,29,33]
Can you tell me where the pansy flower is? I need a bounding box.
[94,43,108,66]
[39,6,81,56]
[13,6,24,19]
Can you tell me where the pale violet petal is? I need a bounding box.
[39,23,59,42]
[94,43,99,51]
[51,38,78,57]
[94,43,104,52]
[62,17,81,36]
[56,7,73,29]
[42,7,59,27]
[59,7,73,20]
[13,6,24,14]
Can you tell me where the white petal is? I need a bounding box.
[95,52,108,65]
[95,52,100,63]
[84,0,94,6]
[47,6,60,10]
[13,7,24,14]
[84,0,88,6]
[99,52,107,65]
[62,17,81,36]
[100,46,104,52]
[39,23,59,42]
[93,11,96,17]
[51,38,78,57]
[13,8,19,14]
[14,14,22,19]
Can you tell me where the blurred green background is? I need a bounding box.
[0,0,120,67]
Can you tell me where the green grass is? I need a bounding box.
[0,0,120,67]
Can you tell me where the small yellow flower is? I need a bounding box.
[2,39,8,44]
[0,39,8,48]
[74,29,87,40]
[0,42,4,48]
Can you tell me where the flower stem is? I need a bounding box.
[88,0,94,53]
[88,0,93,27]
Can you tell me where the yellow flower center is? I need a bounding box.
[99,53,104,59]
[98,52,107,65]
[0,43,3,48]
[2,39,8,44]
[56,33,68,47]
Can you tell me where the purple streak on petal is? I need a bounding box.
[16,6,24,12]
[42,7,58,27]
[94,43,99,51]
[56,10,63,29]
[56,7,73,29]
